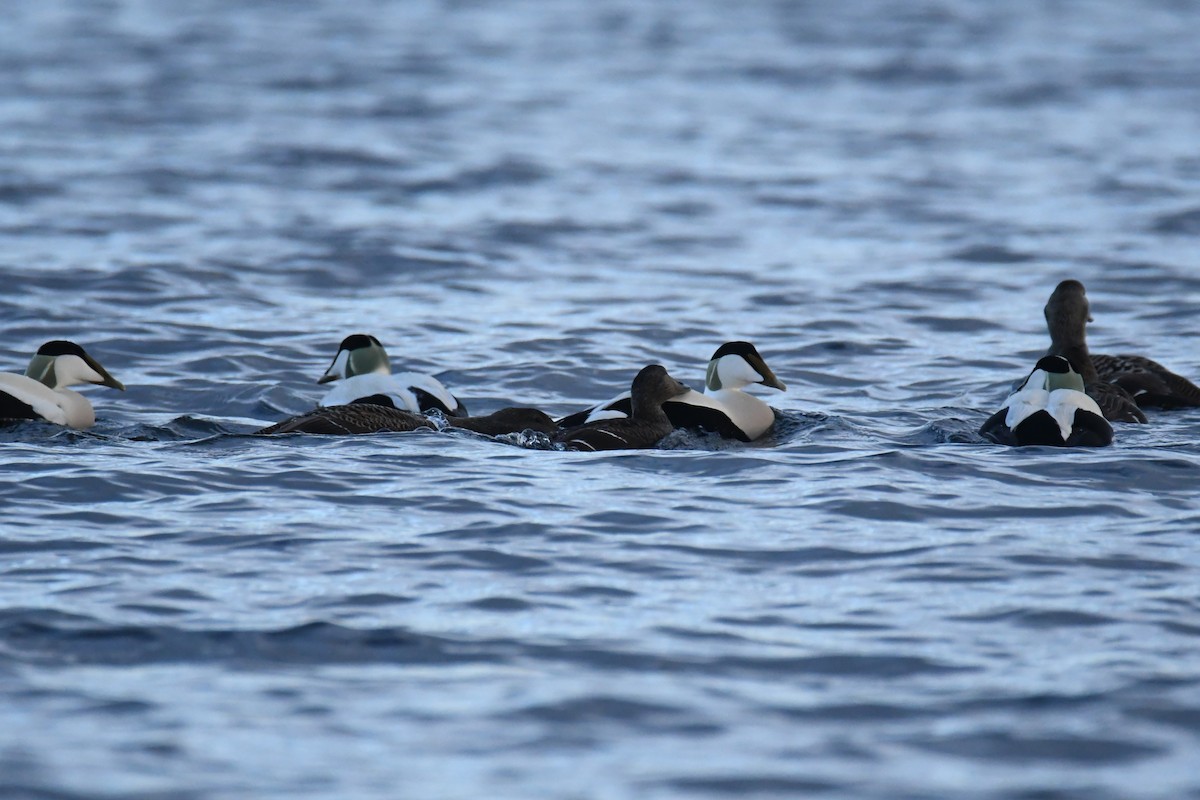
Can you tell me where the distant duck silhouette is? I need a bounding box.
[555,365,691,451]
[557,342,785,441]
[1045,280,1200,421]
[1,341,125,429]
[980,355,1113,447]
[318,334,467,417]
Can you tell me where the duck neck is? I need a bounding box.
[1048,335,1097,384]
[630,394,669,423]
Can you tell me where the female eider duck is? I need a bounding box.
[446,407,558,437]
[318,334,467,417]
[257,394,435,435]
[258,393,556,437]
[557,342,786,441]
[1045,280,1200,421]
[0,340,124,429]
[980,355,1113,447]
[555,365,691,451]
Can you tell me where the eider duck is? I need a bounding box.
[318,334,467,417]
[555,365,690,451]
[1045,280,1200,421]
[447,407,558,436]
[557,341,786,441]
[0,341,124,429]
[980,355,1113,447]
[257,394,435,435]
[258,394,556,437]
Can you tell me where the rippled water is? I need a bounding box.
[3,1,1200,798]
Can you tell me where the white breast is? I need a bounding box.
[703,387,776,440]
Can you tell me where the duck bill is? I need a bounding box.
[318,349,348,384]
[85,354,125,391]
[750,357,787,391]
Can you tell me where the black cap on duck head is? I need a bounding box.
[1033,354,1074,374]
[36,341,89,358]
[710,341,760,361]
[337,334,382,351]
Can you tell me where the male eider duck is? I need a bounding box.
[980,355,1113,447]
[318,334,467,417]
[0,340,125,429]
[555,365,690,451]
[1046,280,1200,421]
[557,342,786,441]
[258,394,435,435]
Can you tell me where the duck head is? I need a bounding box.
[704,341,786,392]
[25,340,125,391]
[1022,354,1086,393]
[319,334,390,384]
[1044,280,1092,346]
[630,364,691,417]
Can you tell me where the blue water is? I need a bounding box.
[3,1,1200,798]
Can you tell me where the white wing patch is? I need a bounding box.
[396,371,459,413]
[1046,388,1101,441]
[583,409,628,423]
[0,374,70,425]
[320,374,419,410]
[1002,368,1050,430]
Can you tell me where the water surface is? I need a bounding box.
[2,1,1200,798]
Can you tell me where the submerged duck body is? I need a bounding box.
[555,365,691,451]
[318,334,467,417]
[0,341,125,429]
[556,342,786,441]
[980,355,1113,447]
[1045,280,1200,421]
[447,407,558,437]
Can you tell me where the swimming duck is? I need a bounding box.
[555,365,691,451]
[1045,280,1200,421]
[258,394,556,437]
[257,394,435,435]
[0,340,125,429]
[318,334,468,417]
[980,355,1113,447]
[556,341,786,441]
[447,407,558,436]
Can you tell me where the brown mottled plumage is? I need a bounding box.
[256,396,434,435]
[1046,280,1170,423]
[554,365,690,451]
[447,407,558,436]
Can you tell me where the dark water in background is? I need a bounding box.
[2,1,1200,797]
